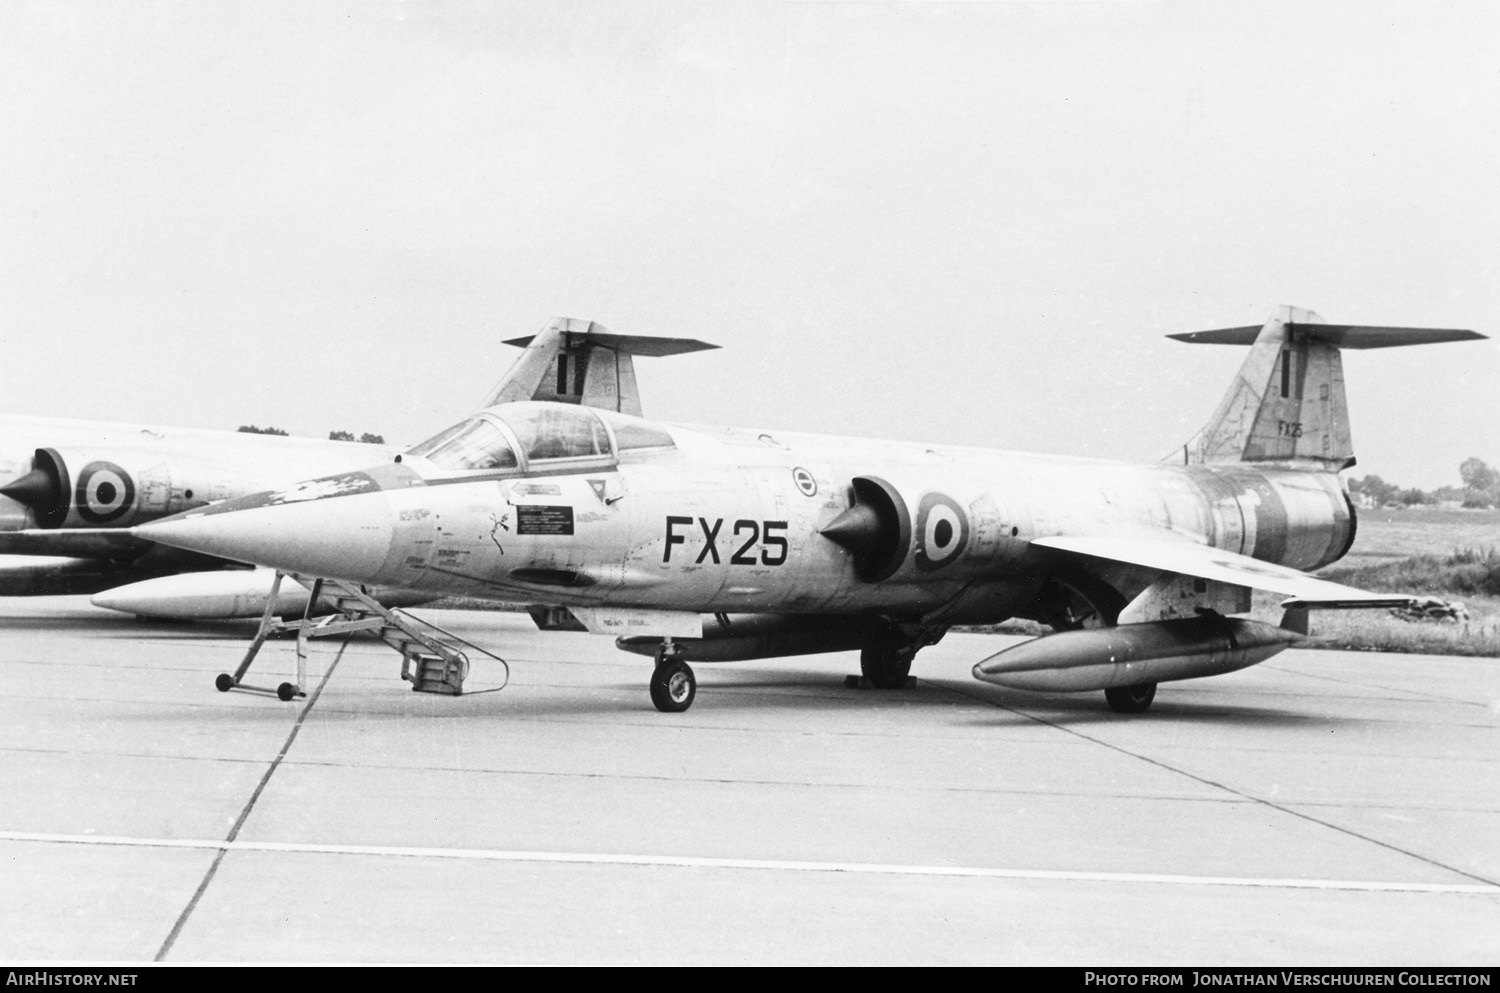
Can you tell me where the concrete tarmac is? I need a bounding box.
[0,597,1496,965]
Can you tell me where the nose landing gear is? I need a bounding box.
[649,652,697,713]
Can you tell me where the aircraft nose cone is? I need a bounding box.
[139,490,397,583]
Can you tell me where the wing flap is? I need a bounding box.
[1031,534,1410,609]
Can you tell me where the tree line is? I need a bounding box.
[1349,457,1500,509]
[237,425,385,444]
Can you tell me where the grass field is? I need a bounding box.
[1303,507,1500,655]
[1342,506,1500,564]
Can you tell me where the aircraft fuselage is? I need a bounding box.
[155,410,1355,627]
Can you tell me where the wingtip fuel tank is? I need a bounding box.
[972,615,1303,693]
[90,568,434,620]
[91,569,320,619]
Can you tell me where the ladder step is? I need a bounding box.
[404,651,469,695]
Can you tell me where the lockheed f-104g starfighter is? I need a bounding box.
[133,306,1485,713]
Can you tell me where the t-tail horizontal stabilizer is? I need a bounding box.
[1171,305,1485,469]
[482,317,719,418]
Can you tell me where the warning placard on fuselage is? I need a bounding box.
[517,505,575,536]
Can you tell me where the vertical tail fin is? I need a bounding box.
[481,317,718,417]
[1170,305,1484,469]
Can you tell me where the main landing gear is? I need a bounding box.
[1104,682,1157,714]
[860,635,915,689]
[857,620,941,689]
[649,648,696,713]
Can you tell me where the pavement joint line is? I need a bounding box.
[152,637,350,962]
[1260,661,1491,708]
[929,678,1500,889]
[4,829,1497,895]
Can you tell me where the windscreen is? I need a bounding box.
[405,418,518,471]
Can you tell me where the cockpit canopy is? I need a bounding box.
[405,401,675,473]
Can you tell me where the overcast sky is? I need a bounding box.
[1,0,1496,489]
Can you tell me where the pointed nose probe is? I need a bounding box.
[138,491,398,584]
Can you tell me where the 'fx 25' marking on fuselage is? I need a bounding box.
[663,516,789,566]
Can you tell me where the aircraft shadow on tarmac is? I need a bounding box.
[97,665,1354,733]
[9,612,1353,729]
[428,665,1348,729]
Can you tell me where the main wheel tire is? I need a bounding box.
[860,638,913,689]
[276,682,298,702]
[649,658,696,713]
[1105,681,1156,714]
[215,673,234,693]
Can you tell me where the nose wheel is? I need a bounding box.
[650,656,697,713]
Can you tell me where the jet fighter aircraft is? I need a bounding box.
[134,306,1485,713]
[0,318,714,615]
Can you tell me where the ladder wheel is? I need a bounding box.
[215,673,234,693]
[649,659,696,713]
[277,682,298,702]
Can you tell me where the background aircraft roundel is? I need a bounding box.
[74,461,136,524]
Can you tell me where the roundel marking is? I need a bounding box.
[75,461,136,524]
[914,492,969,572]
[791,467,818,497]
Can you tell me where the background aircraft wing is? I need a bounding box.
[1030,534,1410,609]
[0,528,153,558]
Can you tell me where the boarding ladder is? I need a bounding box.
[215,572,508,701]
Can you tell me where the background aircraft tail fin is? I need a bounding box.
[1169,306,1484,469]
[481,317,718,417]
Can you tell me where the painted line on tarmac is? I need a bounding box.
[4,829,1497,895]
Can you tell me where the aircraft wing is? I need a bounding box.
[1030,534,1409,609]
[0,528,153,558]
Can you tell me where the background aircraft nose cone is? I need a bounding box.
[0,468,55,509]
[139,492,396,583]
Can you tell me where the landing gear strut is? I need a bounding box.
[1104,682,1157,714]
[650,653,697,713]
